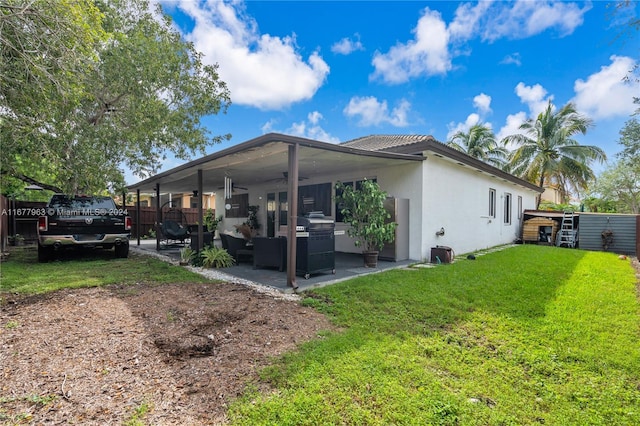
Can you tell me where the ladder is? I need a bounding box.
[557,210,575,248]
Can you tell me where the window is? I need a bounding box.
[335,179,377,222]
[489,188,496,218]
[517,196,522,219]
[335,181,352,223]
[278,192,288,226]
[504,193,512,225]
[225,193,249,218]
[298,183,332,216]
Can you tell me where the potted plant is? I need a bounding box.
[179,247,194,266]
[203,209,223,237]
[244,205,261,237]
[9,234,25,246]
[201,246,235,268]
[335,179,397,267]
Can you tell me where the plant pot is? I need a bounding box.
[363,251,379,268]
[179,260,189,266]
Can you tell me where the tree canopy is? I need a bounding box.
[503,101,606,206]
[446,123,508,168]
[1,0,231,196]
[617,117,640,162]
[589,118,640,213]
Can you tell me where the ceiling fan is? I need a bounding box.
[267,171,309,183]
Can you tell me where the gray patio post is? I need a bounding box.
[155,183,161,251]
[136,189,140,246]
[197,169,204,251]
[287,143,299,289]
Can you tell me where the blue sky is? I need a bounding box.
[136,0,639,184]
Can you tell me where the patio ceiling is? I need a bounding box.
[127,133,424,194]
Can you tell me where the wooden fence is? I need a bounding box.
[125,206,206,238]
[0,198,208,242]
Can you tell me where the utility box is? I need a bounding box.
[431,246,454,264]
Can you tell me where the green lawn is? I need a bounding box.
[229,245,640,425]
[2,244,638,425]
[0,246,210,294]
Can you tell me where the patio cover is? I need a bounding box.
[127,133,424,288]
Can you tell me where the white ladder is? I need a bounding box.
[558,210,575,248]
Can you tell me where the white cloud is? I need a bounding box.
[343,96,411,127]
[370,1,588,84]
[331,34,364,55]
[448,1,493,42]
[500,53,522,66]
[497,111,528,146]
[493,83,552,146]
[370,8,451,84]
[445,93,492,140]
[263,111,340,143]
[515,82,553,116]
[473,93,492,115]
[446,113,481,140]
[572,55,639,120]
[175,0,329,110]
[482,0,590,42]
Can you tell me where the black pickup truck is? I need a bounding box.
[37,194,131,262]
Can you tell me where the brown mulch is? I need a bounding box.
[0,281,335,425]
[2,255,638,425]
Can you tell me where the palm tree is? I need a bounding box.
[447,123,508,168]
[503,101,606,207]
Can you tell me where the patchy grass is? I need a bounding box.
[0,246,210,295]
[229,245,640,425]
[124,400,152,426]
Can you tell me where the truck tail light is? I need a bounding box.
[38,216,48,232]
[125,216,132,231]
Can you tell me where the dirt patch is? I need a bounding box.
[0,281,335,425]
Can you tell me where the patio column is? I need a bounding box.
[287,143,299,289]
[197,169,204,251]
[155,183,161,251]
[136,189,140,246]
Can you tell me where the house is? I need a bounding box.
[127,133,542,287]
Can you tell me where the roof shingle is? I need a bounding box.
[341,134,437,152]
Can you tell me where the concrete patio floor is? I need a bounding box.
[130,239,417,293]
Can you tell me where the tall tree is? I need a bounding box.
[503,101,606,206]
[617,117,640,162]
[590,160,640,214]
[446,123,508,168]
[589,118,640,214]
[1,0,231,195]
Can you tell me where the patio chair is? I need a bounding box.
[160,207,190,247]
[220,233,253,263]
[252,237,286,271]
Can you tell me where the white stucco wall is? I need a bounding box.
[213,154,539,262]
[419,155,538,259]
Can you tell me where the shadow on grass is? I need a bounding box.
[263,245,588,385]
[312,245,586,333]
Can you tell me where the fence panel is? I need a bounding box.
[124,206,210,238]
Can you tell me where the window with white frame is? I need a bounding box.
[504,192,512,224]
[517,196,523,219]
[489,188,496,218]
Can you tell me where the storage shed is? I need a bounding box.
[578,213,640,255]
[523,216,559,244]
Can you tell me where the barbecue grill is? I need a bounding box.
[296,213,336,279]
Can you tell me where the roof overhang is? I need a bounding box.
[392,140,543,194]
[127,133,424,193]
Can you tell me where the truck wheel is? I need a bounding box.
[37,244,53,263]
[114,243,129,258]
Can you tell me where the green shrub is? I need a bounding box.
[200,246,235,268]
